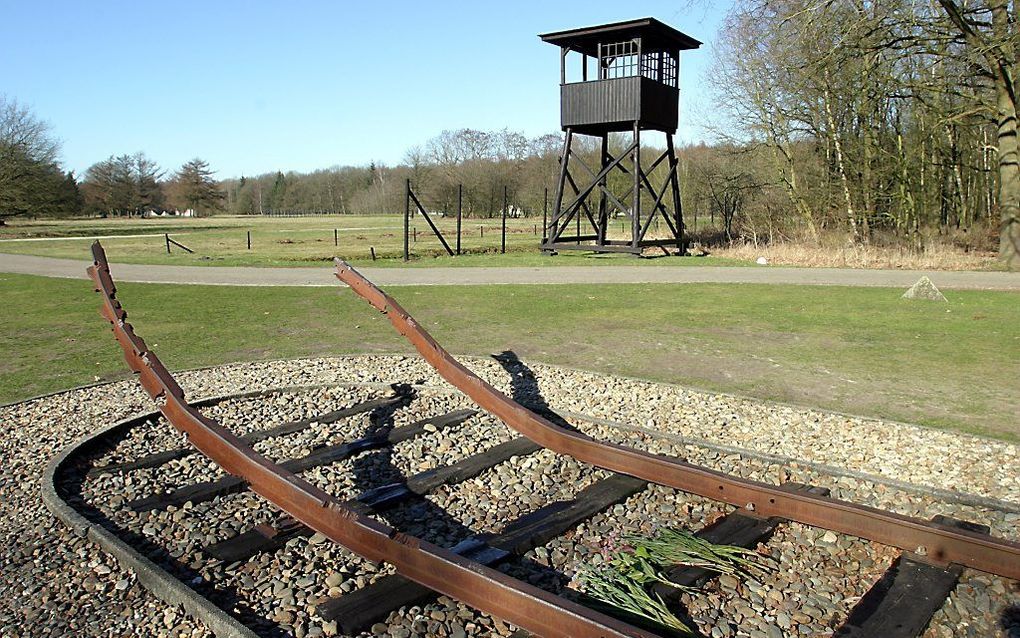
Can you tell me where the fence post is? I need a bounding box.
[165,233,171,254]
[403,179,410,261]
[456,184,462,255]
[501,185,507,254]
[370,246,376,261]
[334,228,338,247]
[247,230,251,250]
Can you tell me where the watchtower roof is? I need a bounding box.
[539,17,701,56]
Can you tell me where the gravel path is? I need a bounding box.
[3,355,1018,638]
[3,252,1019,289]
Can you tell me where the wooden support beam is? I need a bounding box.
[128,408,474,512]
[317,474,647,632]
[833,516,988,638]
[88,394,408,477]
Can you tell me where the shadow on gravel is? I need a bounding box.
[352,384,479,549]
[1001,604,1020,638]
[491,351,705,638]
[61,373,703,637]
[491,350,580,433]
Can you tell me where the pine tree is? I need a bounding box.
[0,96,67,223]
[174,158,224,215]
[134,153,164,212]
[54,171,84,216]
[268,171,287,212]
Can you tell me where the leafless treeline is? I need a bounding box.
[220,129,564,219]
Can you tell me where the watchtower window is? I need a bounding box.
[543,17,699,89]
[596,40,679,88]
[599,40,639,79]
[641,51,678,88]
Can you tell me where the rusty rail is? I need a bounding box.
[333,257,1020,580]
[86,241,657,638]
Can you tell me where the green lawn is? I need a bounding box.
[0,215,751,268]
[1,273,1017,441]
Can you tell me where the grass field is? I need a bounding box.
[0,215,750,268]
[2,272,1017,441]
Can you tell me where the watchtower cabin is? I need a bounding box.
[539,18,700,255]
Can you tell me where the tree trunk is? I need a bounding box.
[996,77,1020,266]
[770,138,819,243]
[937,0,1018,267]
[823,85,859,242]
[992,1,1019,267]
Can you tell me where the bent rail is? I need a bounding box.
[334,257,1020,580]
[86,241,655,638]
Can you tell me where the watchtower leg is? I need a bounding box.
[543,128,684,256]
[543,128,573,252]
[666,133,684,254]
[597,133,609,246]
[631,123,641,252]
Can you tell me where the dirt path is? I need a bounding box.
[2,251,1018,289]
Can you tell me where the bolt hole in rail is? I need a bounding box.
[86,240,1019,637]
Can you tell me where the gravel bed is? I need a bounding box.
[387,412,514,478]
[92,385,386,468]
[405,449,613,537]
[3,354,1017,638]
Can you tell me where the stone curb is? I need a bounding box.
[42,395,261,638]
[39,382,401,638]
[39,383,399,636]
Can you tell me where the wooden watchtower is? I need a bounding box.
[539,18,700,255]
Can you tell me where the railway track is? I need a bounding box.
[57,241,1017,638]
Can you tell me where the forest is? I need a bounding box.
[1,0,1015,266]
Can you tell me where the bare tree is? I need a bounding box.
[707,0,1012,263]
[82,152,164,215]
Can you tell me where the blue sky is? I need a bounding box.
[1,1,731,179]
